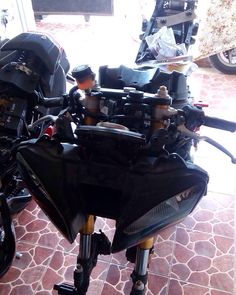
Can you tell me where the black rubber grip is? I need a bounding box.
[42,97,64,108]
[204,115,236,132]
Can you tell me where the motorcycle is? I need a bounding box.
[135,0,198,64]
[0,31,70,278]
[209,49,236,74]
[136,0,236,74]
[15,65,236,295]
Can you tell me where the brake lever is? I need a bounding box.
[28,108,70,133]
[28,115,58,132]
[177,124,236,164]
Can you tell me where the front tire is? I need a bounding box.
[209,48,236,74]
[0,195,16,278]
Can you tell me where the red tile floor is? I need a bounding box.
[0,15,236,295]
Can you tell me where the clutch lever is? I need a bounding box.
[177,124,236,164]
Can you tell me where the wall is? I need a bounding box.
[192,0,236,59]
[0,0,35,41]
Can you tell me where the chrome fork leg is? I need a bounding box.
[54,215,95,295]
[130,238,154,295]
[135,246,151,276]
[79,233,92,260]
[54,215,111,295]
[73,215,95,294]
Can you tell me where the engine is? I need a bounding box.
[0,93,28,172]
[0,95,28,137]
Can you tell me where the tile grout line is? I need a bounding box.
[34,248,57,293]
[234,193,236,295]
[173,223,235,293]
[164,225,177,295]
[177,225,234,241]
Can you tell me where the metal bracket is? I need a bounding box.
[156,9,196,28]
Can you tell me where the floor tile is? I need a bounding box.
[167,279,235,295]
[14,200,62,250]
[179,192,235,238]
[0,242,54,295]
[36,251,109,294]
[101,264,168,295]
[168,279,209,295]
[171,228,235,293]
[149,226,176,277]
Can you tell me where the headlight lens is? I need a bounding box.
[124,185,201,235]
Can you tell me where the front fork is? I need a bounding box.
[54,215,111,295]
[0,193,16,278]
[54,217,154,295]
[130,238,154,295]
[72,215,95,295]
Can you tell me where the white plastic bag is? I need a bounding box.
[145,26,187,61]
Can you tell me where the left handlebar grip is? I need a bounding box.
[41,97,65,108]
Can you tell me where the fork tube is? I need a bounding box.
[134,238,153,275]
[131,238,154,294]
[79,235,92,260]
[134,248,150,276]
[79,215,94,259]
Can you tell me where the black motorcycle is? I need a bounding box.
[0,31,70,278]
[15,65,236,295]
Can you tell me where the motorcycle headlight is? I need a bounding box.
[124,186,199,234]
[112,182,207,253]
[16,141,87,243]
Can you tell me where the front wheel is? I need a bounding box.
[0,194,16,278]
[209,48,236,74]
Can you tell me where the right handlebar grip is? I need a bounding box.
[204,116,236,132]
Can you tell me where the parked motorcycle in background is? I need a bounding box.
[0,31,69,277]
[208,47,236,75]
[15,65,236,295]
[136,0,236,74]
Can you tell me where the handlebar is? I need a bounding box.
[178,105,236,163]
[41,96,66,108]
[182,105,236,133]
[203,116,236,133]
[99,88,156,100]
[29,90,236,163]
[40,94,236,135]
